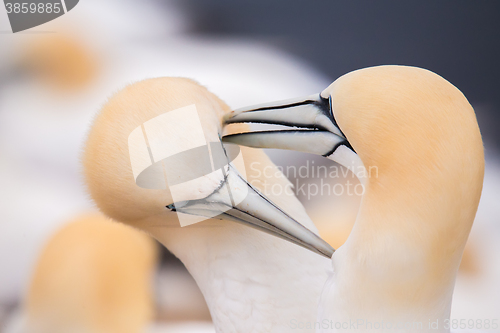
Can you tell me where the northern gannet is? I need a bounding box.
[223,65,485,332]
[82,78,333,332]
[6,213,157,333]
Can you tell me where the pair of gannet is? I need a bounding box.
[83,65,484,332]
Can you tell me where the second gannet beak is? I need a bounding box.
[168,163,334,258]
[164,141,334,259]
[222,92,354,158]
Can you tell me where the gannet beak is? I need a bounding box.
[222,93,353,158]
[168,162,334,259]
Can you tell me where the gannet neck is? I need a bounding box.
[145,219,329,333]
[325,182,476,332]
[321,66,485,332]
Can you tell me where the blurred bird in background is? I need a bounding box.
[5,213,157,333]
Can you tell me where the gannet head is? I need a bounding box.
[83,77,333,258]
[224,65,484,207]
[323,66,484,188]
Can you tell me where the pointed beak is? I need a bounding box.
[222,93,353,157]
[168,163,334,258]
